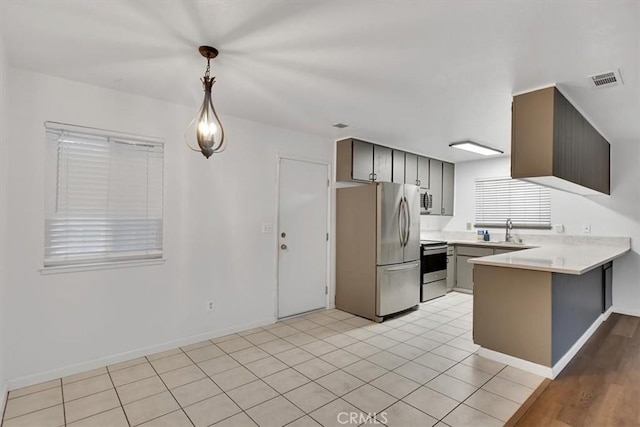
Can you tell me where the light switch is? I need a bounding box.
[262,223,273,234]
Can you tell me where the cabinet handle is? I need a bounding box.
[416,180,421,186]
[368,173,374,181]
[441,208,445,214]
[373,173,378,181]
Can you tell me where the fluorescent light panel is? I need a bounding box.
[449,141,503,156]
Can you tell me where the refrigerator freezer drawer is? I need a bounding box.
[376,261,420,317]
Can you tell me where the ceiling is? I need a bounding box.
[2,0,638,162]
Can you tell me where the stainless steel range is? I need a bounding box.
[420,240,448,302]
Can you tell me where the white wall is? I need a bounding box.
[424,152,640,314]
[0,33,8,405]
[3,67,333,386]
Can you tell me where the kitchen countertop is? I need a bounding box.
[467,243,630,275]
[425,234,631,275]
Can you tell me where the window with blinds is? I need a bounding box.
[44,122,164,267]
[475,177,551,229]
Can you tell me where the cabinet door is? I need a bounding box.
[442,162,454,215]
[417,156,430,189]
[392,150,405,184]
[446,255,455,291]
[373,145,393,182]
[429,159,443,215]
[404,153,418,185]
[352,140,374,181]
[456,255,473,291]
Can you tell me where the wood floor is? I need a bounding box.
[515,313,640,426]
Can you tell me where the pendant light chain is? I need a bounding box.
[204,56,211,80]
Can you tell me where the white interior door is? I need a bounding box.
[277,158,329,318]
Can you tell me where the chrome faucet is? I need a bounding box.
[505,218,514,243]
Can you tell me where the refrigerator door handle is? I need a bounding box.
[403,196,411,247]
[401,197,408,246]
[397,197,405,247]
[402,197,408,246]
[385,261,420,271]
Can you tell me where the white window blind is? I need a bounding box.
[475,177,551,229]
[44,122,164,267]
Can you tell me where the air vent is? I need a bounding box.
[332,123,349,129]
[587,69,623,88]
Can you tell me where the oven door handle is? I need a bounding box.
[422,247,447,256]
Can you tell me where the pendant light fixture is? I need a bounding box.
[185,46,226,158]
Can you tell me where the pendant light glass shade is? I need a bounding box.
[185,46,226,159]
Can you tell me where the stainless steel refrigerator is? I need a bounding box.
[336,182,421,322]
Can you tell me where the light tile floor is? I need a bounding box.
[2,292,544,427]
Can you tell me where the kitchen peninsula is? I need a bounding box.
[469,239,631,378]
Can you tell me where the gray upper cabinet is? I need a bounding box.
[392,150,405,184]
[429,159,443,215]
[442,162,454,215]
[352,139,374,181]
[373,145,392,183]
[404,153,418,185]
[337,140,454,213]
[417,156,430,189]
[336,138,373,182]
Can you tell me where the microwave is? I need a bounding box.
[420,189,433,215]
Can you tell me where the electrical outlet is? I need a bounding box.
[554,224,565,233]
[206,301,214,312]
[583,224,591,234]
[262,223,273,234]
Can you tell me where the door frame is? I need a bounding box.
[274,155,332,320]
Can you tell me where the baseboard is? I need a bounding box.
[477,348,553,379]
[612,307,640,318]
[478,312,605,379]
[551,313,602,378]
[7,316,275,391]
[603,306,614,321]
[0,381,7,421]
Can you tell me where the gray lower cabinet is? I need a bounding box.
[456,255,474,291]
[455,246,494,292]
[442,162,454,215]
[603,262,612,313]
[446,246,456,291]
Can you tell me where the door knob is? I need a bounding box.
[280,244,288,250]
[281,232,286,238]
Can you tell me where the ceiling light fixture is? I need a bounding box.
[449,141,503,156]
[185,46,225,159]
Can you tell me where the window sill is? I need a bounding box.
[40,258,166,275]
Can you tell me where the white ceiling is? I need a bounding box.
[2,0,639,162]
